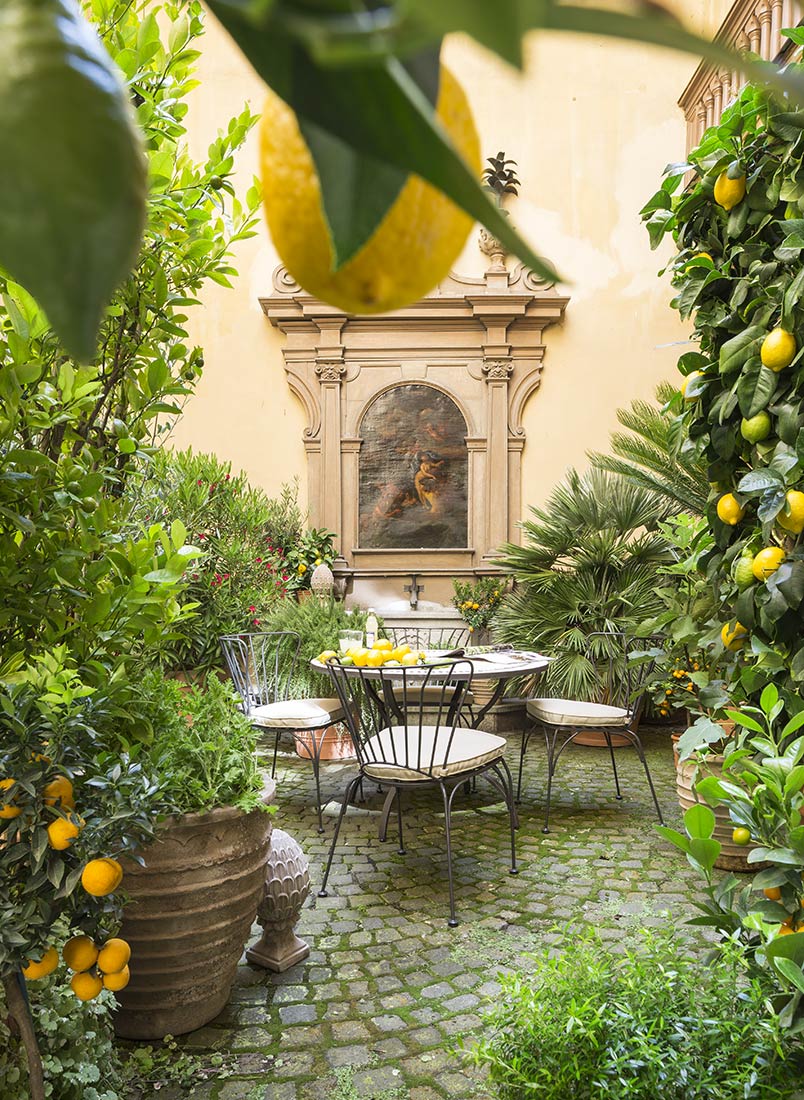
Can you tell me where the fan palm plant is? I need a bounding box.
[588,383,709,515]
[494,469,670,698]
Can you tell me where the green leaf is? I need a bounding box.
[737,361,778,418]
[0,0,147,361]
[684,801,716,840]
[719,327,764,375]
[688,836,721,873]
[299,119,408,268]
[209,6,562,285]
[775,957,804,994]
[737,469,784,495]
[396,0,528,69]
[656,824,691,855]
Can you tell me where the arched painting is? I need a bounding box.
[359,384,468,549]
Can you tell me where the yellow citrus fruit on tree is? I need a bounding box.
[63,935,99,972]
[732,826,751,846]
[764,886,783,901]
[721,621,748,651]
[43,775,74,809]
[714,169,746,210]
[753,546,786,581]
[102,964,130,992]
[0,777,21,819]
[97,937,131,974]
[733,555,755,591]
[22,946,59,980]
[259,67,481,314]
[47,814,82,850]
[81,857,123,897]
[716,493,744,526]
[740,412,772,443]
[779,490,804,535]
[70,970,103,1001]
[680,371,702,400]
[761,328,797,371]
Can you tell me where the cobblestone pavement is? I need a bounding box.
[173,723,705,1100]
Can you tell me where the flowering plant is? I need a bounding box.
[452,577,506,636]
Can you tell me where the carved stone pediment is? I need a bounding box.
[260,263,568,583]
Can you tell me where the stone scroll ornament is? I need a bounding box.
[247,829,311,972]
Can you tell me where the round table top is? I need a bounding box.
[310,649,551,681]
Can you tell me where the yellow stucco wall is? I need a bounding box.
[172,3,734,518]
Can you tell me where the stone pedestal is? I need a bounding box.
[247,829,311,973]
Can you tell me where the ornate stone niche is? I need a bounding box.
[260,263,568,594]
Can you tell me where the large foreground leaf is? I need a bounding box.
[0,0,146,361]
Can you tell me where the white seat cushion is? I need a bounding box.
[527,698,629,728]
[249,698,345,730]
[362,725,506,782]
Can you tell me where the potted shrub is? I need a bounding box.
[260,598,374,761]
[113,673,274,1040]
[453,577,507,712]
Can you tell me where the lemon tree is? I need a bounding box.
[643,58,804,704]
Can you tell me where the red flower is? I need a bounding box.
[248,605,256,612]
[225,473,230,481]
[223,573,230,579]
[282,573,288,581]
[252,618,260,627]
[256,557,262,564]
[197,479,203,486]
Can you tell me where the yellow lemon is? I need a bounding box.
[43,775,74,809]
[779,490,804,535]
[721,621,748,651]
[680,371,702,400]
[761,328,797,371]
[753,546,786,581]
[392,645,411,661]
[714,170,746,211]
[716,494,744,526]
[373,639,393,651]
[70,970,103,1001]
[689,251,713,264]
[732,826,751,846]
[103,964,130,992]
[97,937,131,974]
[400,653,420,666]
[47,815,82,850]
[63,935,99,972]
[81,858,123,897]
[0,777,21,819]
[366,651,386,668]
[22,946,59,980]
[316,650,338,664]
[740,411,772,443]
[259,67,481,314]
[351,648,370,668]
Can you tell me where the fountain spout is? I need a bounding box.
[404,574,424,610]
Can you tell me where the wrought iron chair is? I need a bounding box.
[518,632,663,833]
[318,659,519,926]
[388,625,475,719]
[220,631,346,832]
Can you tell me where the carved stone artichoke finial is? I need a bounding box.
[246,829,311,973]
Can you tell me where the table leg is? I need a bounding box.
[473,678,506,723]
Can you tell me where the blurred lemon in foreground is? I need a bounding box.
[259,67,481,314]
[680,371,702,400]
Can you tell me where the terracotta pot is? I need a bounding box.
[676,756,762,873]
[572,730,631,748]
[294,723,355,761]
[113,780,275,1039]
[296,589,313,603]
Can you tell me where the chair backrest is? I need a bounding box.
[220,632,301,715]
[586,631,656,720]
[389,625,470,652]
[326,659,475,780]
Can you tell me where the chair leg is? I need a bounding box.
[318,774,362,898]
[310,730,326,833]
[440,782,461,927]
[271,729,281,779]
[604,730,624,800]
[631,733,665,825]
[395,788,406,855]
[543,725,559,834]
[490,761,519,874]
[517,725,533,803]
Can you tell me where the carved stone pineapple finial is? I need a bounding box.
[246,829,311,973]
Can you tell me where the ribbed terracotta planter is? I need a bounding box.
[676,757,759,872]
[113,780,275,1040]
